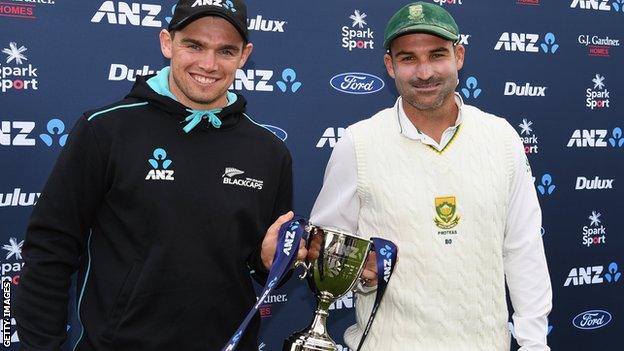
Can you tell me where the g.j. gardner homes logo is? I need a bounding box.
[434,196,460,230]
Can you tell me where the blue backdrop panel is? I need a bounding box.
[1,1,622,350]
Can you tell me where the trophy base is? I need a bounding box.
[283,331,337,351]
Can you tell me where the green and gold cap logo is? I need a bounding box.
[434,196,460,230]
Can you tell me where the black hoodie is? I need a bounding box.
[15,74,292,351]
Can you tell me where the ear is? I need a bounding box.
[384,53,395,79]
[454,44,465,71]
[238,42,254,68]
[159,29,173,59]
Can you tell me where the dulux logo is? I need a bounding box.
[261,124,287,141]
[504,82,547,97]
[108,64,161,82]
[575,176,614,190]
[0,188,40,208]
[572,310,612,330]
[330,72,384,95]
[247,15,287,33]
[91,1,162,27]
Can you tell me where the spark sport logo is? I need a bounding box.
[433,0,462,5]
[341,10,375,51]
[1,42,38,93]
[517,119,539,154]
[581,211,607,247]
[586,74,611,109]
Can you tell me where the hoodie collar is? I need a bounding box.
[136,66,244,132]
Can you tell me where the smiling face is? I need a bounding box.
[159,16,252,110]
[384,33,464,112]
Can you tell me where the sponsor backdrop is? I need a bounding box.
[1,0,622,350]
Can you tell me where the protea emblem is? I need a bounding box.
[408,5,424,21]
[434,196,460,230]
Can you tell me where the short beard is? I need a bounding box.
[403,77,456,112]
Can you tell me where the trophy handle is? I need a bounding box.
[294,261,311,279]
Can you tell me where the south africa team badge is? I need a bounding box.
[434,196,460,230]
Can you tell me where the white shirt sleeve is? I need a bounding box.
[309,130,360,233]
[504,140,553,351]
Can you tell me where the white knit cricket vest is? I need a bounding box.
[344,103,517,351]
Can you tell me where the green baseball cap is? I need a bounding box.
[384,2,460,49]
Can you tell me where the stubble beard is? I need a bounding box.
[403,76,457,112]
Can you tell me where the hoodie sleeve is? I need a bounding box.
[15,116,108,351]
[247,149,293,285]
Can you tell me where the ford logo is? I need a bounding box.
[261,124,288,141]
[572,310,612,330]
[330,72,385,95]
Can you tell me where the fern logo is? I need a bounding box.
[222,167,244,178]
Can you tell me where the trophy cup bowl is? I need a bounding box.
[283,225,371,351]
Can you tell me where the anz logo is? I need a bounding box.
[231,68,302,93]
[570,0,612,11]
[494,32,559,54]
[145,148,175,181]
[91,1,162,27]
[316,127,345,148]
[564,262,621,287]
[329,291,354,310]
[1,119,69,147]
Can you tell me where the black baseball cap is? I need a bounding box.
[168,0,248,42]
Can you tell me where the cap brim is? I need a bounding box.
[168,10,248,41]
[385,24,458,49]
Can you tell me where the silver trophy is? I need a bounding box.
[283,224,371,351]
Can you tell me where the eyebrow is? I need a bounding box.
[393,46,450,57]
[179,38,241,52]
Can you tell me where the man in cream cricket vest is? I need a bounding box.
[310,2,552,350]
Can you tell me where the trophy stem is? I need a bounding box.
[282,293,337,351]
[308,292,332,338]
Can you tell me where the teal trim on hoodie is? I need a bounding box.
[147,66,237,132]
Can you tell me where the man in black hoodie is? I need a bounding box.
[14,1,304,350]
